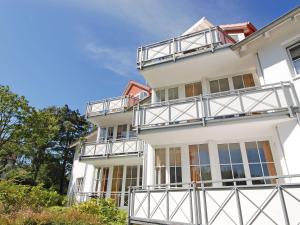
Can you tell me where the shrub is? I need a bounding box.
[74,198,127,225]
[0,180,64,213]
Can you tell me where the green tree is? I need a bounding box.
[48,105,90,194]
[0,86,31,175]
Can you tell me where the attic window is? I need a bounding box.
[288,42,300,75]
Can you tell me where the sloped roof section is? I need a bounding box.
[123,80,151,96]
[232,5,300,50]
[182,17,214,35]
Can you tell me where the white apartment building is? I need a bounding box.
[68,6,300,225]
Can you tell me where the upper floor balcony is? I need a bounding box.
[137,26,235,70]
[133,82,299,131]
[80,138,144,162]
[86,96,140,125]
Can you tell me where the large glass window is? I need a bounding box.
[218,143,246,186]
[245,141,276,184]
[288,42,300,74]
[94,167,109,197]
[124,166,138,206]
[185,82,202,97]
[111,166,123,207]
[209,78,230,93]
[139,165,143,186]
[232,74,255,89]
[117,124,127,139]
[129,125,136,138]
[155,148,166,185]
[189,144,212,186]
[107,127,114,140]
[168,87,179,100]
[156,89,166,102]
[169,147,182,186]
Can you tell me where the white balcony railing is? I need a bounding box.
[86,96,140,118]
[137,26,235,69]
[128,174,300,225]
[80,138,144,159]
[133,82,299,130]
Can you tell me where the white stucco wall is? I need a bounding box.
[276,119,300,181]
[256,19,300,84]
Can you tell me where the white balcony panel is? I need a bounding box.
[94,143,106,155]
[84,145,95,156]
[133,192,148,218]
[208,95,242,117]
[146,42,173,61]
[124,140,139,153]
[179,31,211,52]
[111,142,125,154]
[170,101,202,122]
[109,99,124,112]
[168,191,193,223]
[145,106,169,125]
[90,102,105,113]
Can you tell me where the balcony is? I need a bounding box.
[80,138,144,160]
[128,174,300,225]
[137,26,235,70]
[133,82,299,131]
[86,96,140,118]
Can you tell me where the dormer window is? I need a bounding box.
[288,42,300,75]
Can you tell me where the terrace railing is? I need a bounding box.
[128,174,300,225]
[133,82,300,130]
[80,138,144,159]
[137,26,235,69]
[86,96,140,118]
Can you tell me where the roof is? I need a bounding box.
[122,80,151,96]
[182,17,214,35]
[232,5,300,50]
[220,22,257,35]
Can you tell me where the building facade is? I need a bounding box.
[68,6,300,225]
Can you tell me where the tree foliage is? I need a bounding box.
[0,85,90,194]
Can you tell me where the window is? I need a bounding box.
[117,124,127,139]
[107,127,114,140]
[156,89,165,102]
[124,166,138,206]
[139,165,143,186]
[169,147,182,186]
[209,78,230,93]
[189,144,211,186]
[168,87,179,100]
[129,125,136,138]
[135,91,148,100]
[245,141,276,184]
[288,42,300,74]
[232,74,255,89]
[218,143,246,186]
[94,167,109,197]
[185,82,202,97]
[111,166,123,207]
[75,177,84,192]
[155,148,166,185]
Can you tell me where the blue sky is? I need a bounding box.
[0,0,299,113]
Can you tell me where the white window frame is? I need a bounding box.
[287,41,300,76]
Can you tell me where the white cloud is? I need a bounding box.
[85,42,136,77]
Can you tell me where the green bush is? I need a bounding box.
[0,180,64,213]
[74,199,127,225]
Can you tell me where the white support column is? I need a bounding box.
[181,145,190,184]
[202,78,209,94]
[96,126,101,142]
[146,145,155,186]
[240,142,251,186]
[208,141,222,187]
[151,89,157,104]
